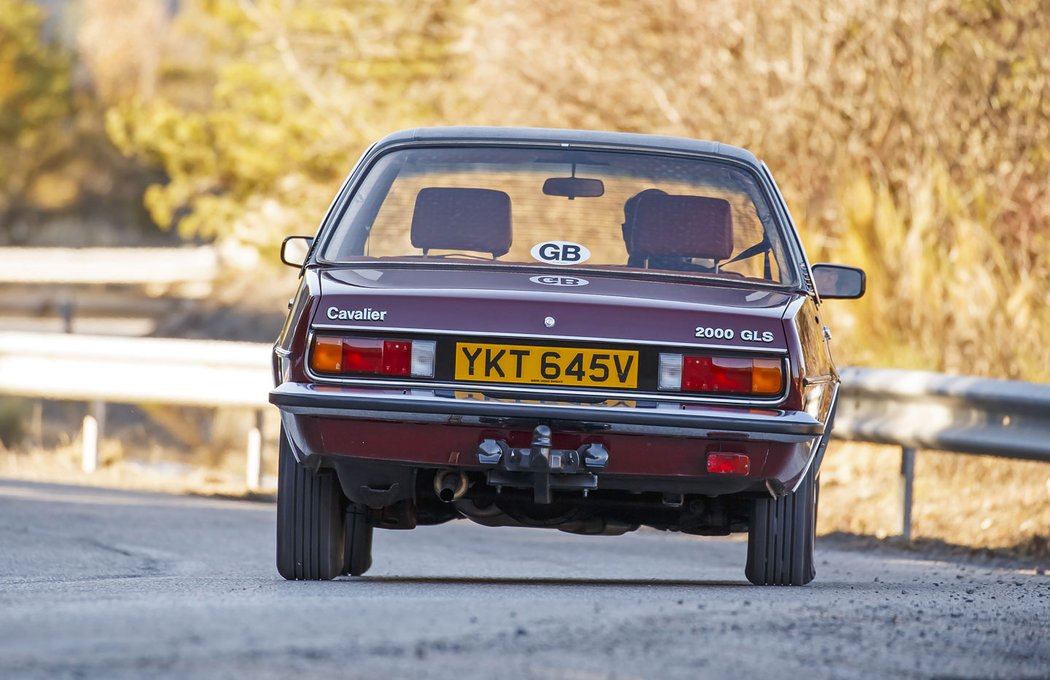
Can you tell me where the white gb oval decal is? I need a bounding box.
[529,275,589,287]
[530,241,591,266]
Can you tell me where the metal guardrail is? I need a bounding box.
[834,366,1050,538]
[0,332,271,489]
[835,367,1050,462]
[1,334,1047,515]
[0,247,221,334]
[0,247,219,286]
[0,333,270,407]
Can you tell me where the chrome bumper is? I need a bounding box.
[269,382,824,443]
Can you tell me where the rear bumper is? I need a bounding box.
[271,383,822,440]
[270,383,828,494]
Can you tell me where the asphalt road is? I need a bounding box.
[0,479,1047,679]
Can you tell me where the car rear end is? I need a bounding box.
[273,267,828,498]
[270,127,846,585]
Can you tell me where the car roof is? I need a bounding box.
[373,126,762,168]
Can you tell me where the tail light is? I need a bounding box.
[311,336,436,377]
[707,453,750,475]
[658,353,783,396]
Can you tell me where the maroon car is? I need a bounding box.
[270,127,864,585]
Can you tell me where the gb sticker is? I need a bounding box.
[530,241,591,266]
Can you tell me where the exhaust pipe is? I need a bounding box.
[434,470,469,503]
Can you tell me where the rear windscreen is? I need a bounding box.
[321,146,796,286]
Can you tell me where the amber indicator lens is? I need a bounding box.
[311,336,344,372]
[751,358,783,395]
[658,353,783,396]
[311,336,435,377]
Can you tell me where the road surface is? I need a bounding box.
[0,479,1047,679]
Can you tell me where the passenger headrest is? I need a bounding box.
[630,194,733,261]
[410,188,512,257]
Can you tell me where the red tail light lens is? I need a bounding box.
[659,353,783,396]
[707,453,750,475]
[340,338,384,373]
[684,356,751,392]
[379,340,411,376]
[311,336,434,377]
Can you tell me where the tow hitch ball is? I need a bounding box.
[475,425,609,504]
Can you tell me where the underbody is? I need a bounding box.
[273,378,832,536]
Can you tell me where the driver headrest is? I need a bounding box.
[411,187,512,257]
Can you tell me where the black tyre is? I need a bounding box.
[276,428,346,580]
[745,471,818,586]
[343,504,374,577]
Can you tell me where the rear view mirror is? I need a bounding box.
[542,177,605,199]
[811,263,866,299]
[280,236,314,267]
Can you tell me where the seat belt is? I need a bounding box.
[725,237,772,279]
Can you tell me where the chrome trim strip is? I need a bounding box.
[278,410,311,464]
[302,329,790,406]
[781,294,807,323]
[270,383,822,443]
[281,406,815,444]
[307,323,789,354]
[789,379,840,493]
[759,160,811,294]
[803,373,834,385]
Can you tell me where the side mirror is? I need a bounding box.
[280,236,314,268]
[811,263,866,299]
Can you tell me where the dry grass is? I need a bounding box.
[819,442,1050,560]
[466,0,1050,384]
[0,442,275,499]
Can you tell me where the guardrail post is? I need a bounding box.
[246,409,263,491]
[899,446,916,540]
[31,400,43,448]
[58,294,74,334]
[82,400,106,473]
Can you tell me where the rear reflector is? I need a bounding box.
[707,453,750,475]
[658,353,783,396]
[311,336,435,378]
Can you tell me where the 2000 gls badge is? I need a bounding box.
[270,126,866,585]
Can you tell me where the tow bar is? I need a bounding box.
[475,425,609,504]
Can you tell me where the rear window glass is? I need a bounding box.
[322,146,796,286]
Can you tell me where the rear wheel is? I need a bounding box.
[343,504,374,576]
[276,428,346,580]
[745,471,818,586]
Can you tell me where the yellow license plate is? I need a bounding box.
[454,342,638,388]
